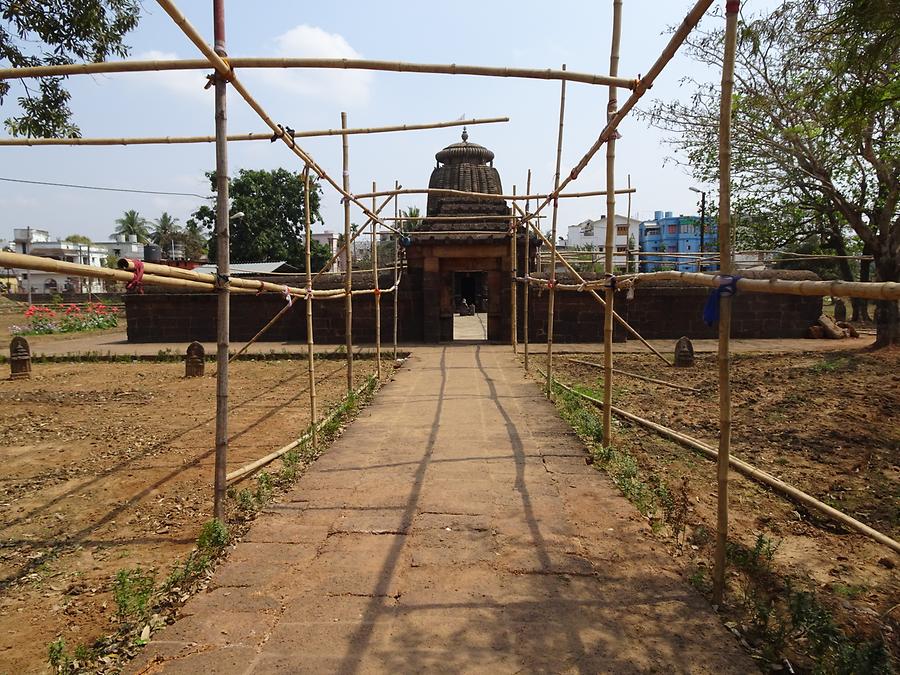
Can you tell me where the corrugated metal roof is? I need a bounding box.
[193,261,298,275]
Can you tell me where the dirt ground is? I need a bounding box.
[537,348,899,668]
[0,356,381,673]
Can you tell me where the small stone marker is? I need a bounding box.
[185,341,205,377]
[9,336,31,380]
[674,336,695,368]
[833,298,847,322]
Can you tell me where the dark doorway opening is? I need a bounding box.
[453,271,487,341]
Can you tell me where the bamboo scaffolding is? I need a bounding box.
[546,65,568,395]
[304,170,318,449]
[548,377,900,556]
[154,0,405,240]
[342,112,354,392]
[518,0,715,232]
[312,193,395,283]
[226,377,373,484]
[211,0,229,523]
[372,182,382,379]
[518,216,672,365]
[565,358,701,393]
[381,214,544,222]
[602,0,623,449]
[714,0,740,606]
[354,186,636,200]
[510,185,518,352]
[0,57,637,89]
[0,116,510,147]
[523,170,532,370]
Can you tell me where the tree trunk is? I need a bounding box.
[853,242,873,322]
[873,247,899,348]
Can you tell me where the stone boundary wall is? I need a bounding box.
[125,270,823,343]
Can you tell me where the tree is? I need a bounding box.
[150,212,181,255]
[0,1,140,137]
[112,210,149,243]
[64,234,92,245]
[400,206,423,231]
[180,220,207,261]
[645,0,899,346]
[191,168,330,272]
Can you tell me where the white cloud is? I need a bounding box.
[255,25,373,106]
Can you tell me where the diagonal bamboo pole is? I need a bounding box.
[602,0,623,448]
[546,65,568,395]
[0,57,637,88]
[0,116,509,146]
[342,112,354,393]
[714,0,741,606]
[304,169,318,450]
[372,182,382,379]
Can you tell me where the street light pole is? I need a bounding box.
[690,187,707,272]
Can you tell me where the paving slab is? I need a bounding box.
[132,345,754,674]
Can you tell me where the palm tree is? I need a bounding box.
[401,206,423,232]
[112,210,150,243]
[151,212,182,254]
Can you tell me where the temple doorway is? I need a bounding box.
[453,271,488,341]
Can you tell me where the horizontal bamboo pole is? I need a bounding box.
[383,214,544,222]
[410,230,517,235]
[549,376,900,556]
[226,376,374,484]
[353,186,637,201]
[565,358,701,393]
[628,271,900,301]
[0,116,509,147]
[0,57,637,89]
[1,250,254,294]
[117,258,343,298]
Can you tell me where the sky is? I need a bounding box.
[0,1,776,245]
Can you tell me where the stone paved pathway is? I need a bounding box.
[133,345,753,674]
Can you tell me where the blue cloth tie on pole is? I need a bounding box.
[703,275,741,326]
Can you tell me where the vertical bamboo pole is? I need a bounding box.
[546,65,567,395]
[510,184,518,351]
[212,0,230,522]
[393,180,400,360]
[626,174,633,273]
[372,181,382,379]
[523,169,532,371]
[342,112,353,392]
[602,1,622,448]
[713,0,740,606]
[304,169,318,449]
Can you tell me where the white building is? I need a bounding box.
[311,231,340,272]
[11,229,146,295]
[564,214,640,253]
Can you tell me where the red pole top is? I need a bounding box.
[213,0,226,55]
[726,0,740,15]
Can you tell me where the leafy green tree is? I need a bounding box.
[645,0,899,346]
[400,206,423,231]
[191,168,330,272]
[0,1,141,137]
[64,234,92,245]
[180,220,207,261]
[112,210,150,243]
[150,212,181,255]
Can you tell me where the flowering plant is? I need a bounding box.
[13,302,119,335]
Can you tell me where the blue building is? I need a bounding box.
[638,210,718,272]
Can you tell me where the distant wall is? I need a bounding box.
[125,270,823,343]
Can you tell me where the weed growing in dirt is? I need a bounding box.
[113,568,155,626]
[727,533,780,575]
